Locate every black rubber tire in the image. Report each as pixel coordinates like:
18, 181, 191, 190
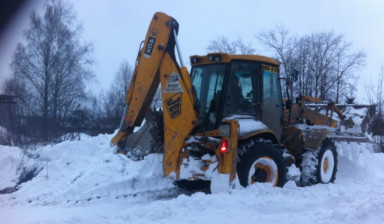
237, 140, 287, 188
300, 138, 337, 186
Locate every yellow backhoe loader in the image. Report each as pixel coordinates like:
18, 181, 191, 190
111, 12, 343, 188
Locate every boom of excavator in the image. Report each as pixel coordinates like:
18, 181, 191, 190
111, 12, 344, 188
111, 13, 197, 178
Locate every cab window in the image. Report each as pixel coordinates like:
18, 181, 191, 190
223, 61, 260, 117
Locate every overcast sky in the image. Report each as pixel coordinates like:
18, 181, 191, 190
1, 0, 383, 103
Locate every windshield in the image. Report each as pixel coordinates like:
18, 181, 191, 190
223, 61, 261, 118
191, 64, 226, 130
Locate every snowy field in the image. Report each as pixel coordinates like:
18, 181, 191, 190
0, 133, 384, 224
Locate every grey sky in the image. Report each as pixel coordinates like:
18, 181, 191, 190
1, 0, 383, 103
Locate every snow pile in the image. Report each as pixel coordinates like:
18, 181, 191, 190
0, 146, 41, 193
0, 133, 174, 207
336, 141, 384, 179
339, 107, 371, 135
0, 135, 384, 223
308, 105, 374, 137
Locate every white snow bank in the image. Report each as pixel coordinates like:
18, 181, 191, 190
0, 136, 383, 224
0, 146, 41, 192
336, 141, 384, 180
0, 146, 22, 190
0, 134, 174, 207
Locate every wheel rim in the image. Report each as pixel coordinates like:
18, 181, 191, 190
320, 150, 335, 183
248, 156, 279, 186
323, 158, 329, 173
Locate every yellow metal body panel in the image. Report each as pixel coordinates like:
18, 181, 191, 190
190, 53, 280, 66
284, 95, 341, 128
282, 126, 303, 156
216, 120, 239, 182
332, 104, 346, 120
304, 129, 329, 149
111, 12, 174, 146
124, 12, 173, 127
300, 95, 322, 103
159, 53, 197, 177
238, 129, 279, 143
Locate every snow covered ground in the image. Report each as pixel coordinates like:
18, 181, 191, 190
0, 133, 384, 224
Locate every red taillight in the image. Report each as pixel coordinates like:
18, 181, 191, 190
220, 138, 228, 153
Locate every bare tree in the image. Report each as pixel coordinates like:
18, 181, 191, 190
366, 67, 384, 109
293, 37, 312, 96
103, 60, 133, 121
366, 67, 384, 150
207, 36, 255, 54
334, 49, 366, 103
257, 25, 298, 97
258, 26, 365, 102
302, 32, 365, 101
5, 0, 93, 142
308, 32, 342, 99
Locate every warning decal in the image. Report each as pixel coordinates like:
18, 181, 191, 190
163, 72, 184, 93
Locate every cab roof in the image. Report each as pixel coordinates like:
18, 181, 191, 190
189, 53, 280, 67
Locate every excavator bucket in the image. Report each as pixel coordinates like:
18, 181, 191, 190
119, 109, 164, 160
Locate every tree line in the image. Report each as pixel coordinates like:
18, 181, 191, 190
365, 67, 384, 151
209, 26, 366, 104
2, 0, 132, 145
1, 0, 382, 148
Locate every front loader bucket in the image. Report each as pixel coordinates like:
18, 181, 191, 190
119, 109, 164, 160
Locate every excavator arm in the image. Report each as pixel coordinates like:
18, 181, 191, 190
111, 12, 198, 178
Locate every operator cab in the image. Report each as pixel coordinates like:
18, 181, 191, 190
190, 53, 283, 139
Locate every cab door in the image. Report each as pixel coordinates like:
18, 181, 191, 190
261, 65, 283, 140
222, 61, 261, 119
